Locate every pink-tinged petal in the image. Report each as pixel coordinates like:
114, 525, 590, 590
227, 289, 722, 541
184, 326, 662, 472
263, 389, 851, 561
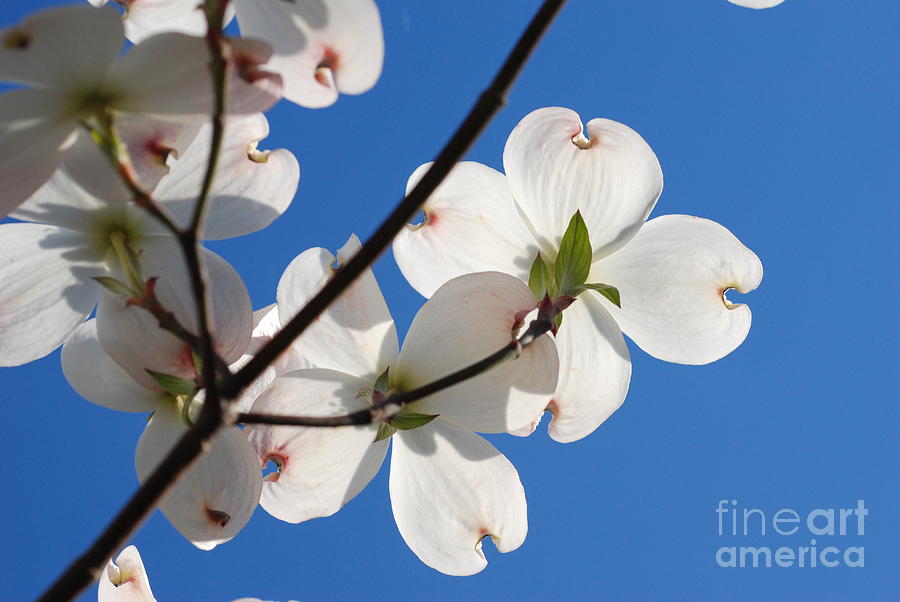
277, 234, 398, 380
120, 0, 235, 44
245, 369, 388, 523
233, 0, 383, 108
503, 107, 663, 260
61, 115, 202, 203
228, 304, 312, 413
155, 114, 298, 240
97, 237, 252, 390
0, 89, 76, 217
729, 0, 785, 7
390, 421, 528, 576
109, 33, 281, 117
135, 406, 262, 550
0, 5, 122, 88
62, 320, 162, 413
593, 214, 763, 364
395, 272, 558, 434
0, 223, 104, 366
227, 38, 284, 114
393, 161, 538, 298
98, 545, 156, 602
544, 295, 631, 443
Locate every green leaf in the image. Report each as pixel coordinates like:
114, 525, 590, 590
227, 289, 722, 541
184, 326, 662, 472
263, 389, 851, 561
528, 252, 555, 300
373, 422, 397, 442
93, 276, 136, 298
390, 410, 439, 431
191, 351, 204, 375
374, 366, 390, 395
145, 369, 197, 397
582, 282, 621, 308
555, 210, 592, 297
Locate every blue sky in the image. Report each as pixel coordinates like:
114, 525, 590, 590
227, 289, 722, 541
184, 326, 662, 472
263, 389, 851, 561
1, 1, 897, 600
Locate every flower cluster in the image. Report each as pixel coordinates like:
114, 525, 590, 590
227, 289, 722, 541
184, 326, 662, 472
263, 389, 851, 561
0, 0, 771, 599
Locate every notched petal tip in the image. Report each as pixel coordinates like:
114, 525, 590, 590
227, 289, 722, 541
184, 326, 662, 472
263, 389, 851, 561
247, 140, 270, 163
205, 507, 231, 528
314, 46, 340, 89
719, 285, 740, 310
571, 131, 592, 150
2, 28, 30, 49
405, 208, 435, 231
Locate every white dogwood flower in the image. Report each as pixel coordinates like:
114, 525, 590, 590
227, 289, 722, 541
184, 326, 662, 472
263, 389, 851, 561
729, 0, 785, 8
98, 545, 156, 602
245, 235, 559, 575
63, 316, 267, 550
233, 0, 383, 108
0, 4, 282, 216
393, 107, 763, 443
0, 113, 297, 367
86, 0, 236, 43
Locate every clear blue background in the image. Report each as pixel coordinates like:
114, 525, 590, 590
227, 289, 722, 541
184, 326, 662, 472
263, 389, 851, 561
1, 1, 897, 600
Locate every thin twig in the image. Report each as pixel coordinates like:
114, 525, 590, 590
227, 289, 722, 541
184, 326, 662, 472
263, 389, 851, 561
238, 317, 554, 428
224, 0, 568, 400
87, 115, 181, 236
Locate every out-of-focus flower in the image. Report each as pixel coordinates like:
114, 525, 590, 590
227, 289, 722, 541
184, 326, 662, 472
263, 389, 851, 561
245, 235, 559, 575
0, 113, 297, 367
86, 0, 236, 43
393, 107, 763, 442
98, 545, 156, 601
233, 0, 383, 108
0, 4, 282, 215
729, 0, 786, 8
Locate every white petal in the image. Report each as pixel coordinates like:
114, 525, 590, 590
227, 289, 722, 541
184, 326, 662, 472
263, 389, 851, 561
593, 214, 763, 364
97, 237, 252, 390
135, 406, 262, 550
56, 129, 131, 203
12, 168, 119, 230
395, 272, 558, 434
0, 5, 122, 88
0, 223, 104, 366
121, 0, 235, 44
729, 0, 785, 8
155, 114, 298, 240
393, 161, 539, 298
545, 294, 632, 443
276, 234, 398, 380
390, 421, 527, 576
98, 545, 156, 602
233, 0, 383, 108
107, 33, 214, 116
61, 115, 203, 203
227, 38, 285, 115
62, 320, 162, 413
228, 304, 312, 413
503, 107, 663, 260
0, 89, 76, 217
245, 369, 388, 523
111, 33, 281, 116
